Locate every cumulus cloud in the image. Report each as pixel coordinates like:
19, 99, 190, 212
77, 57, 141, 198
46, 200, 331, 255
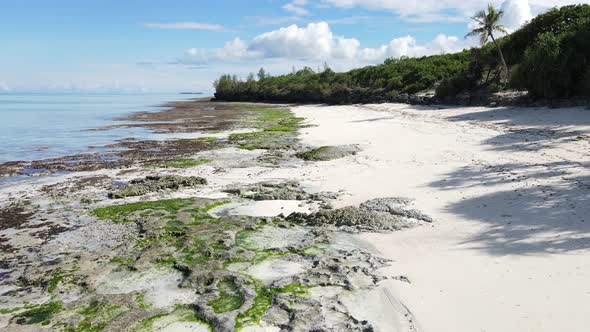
216, 38, 258, 60
499, 0, 534, 31
143, 22, 225, 31
178, 0, 589, 71
184, 22, 469, 67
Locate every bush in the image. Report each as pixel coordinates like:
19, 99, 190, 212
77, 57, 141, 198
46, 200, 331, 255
511, 19, 590, 98
436, 75, 470, 97
518, 33, 565, 98
215, 5, 590, 103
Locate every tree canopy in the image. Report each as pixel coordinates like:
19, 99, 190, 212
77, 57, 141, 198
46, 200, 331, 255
214, 5, 590, 102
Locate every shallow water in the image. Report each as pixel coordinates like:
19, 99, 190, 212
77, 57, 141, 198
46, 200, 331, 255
0, 92, 191, 162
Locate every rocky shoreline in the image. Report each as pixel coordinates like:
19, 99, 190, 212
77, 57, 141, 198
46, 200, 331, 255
214, 91, 590, 109
0, 100, 430, 331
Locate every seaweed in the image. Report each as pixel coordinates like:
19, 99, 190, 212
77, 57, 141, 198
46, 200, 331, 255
14, 301, 63, 325
229, 108, 303, 150
92, 198, 195, 223
154, 158, 211, 168
208, 279, 244, 313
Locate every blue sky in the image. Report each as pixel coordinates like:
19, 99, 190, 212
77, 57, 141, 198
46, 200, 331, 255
0, 0, 585, 93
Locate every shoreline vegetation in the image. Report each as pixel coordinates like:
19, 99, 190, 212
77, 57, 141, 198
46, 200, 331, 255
213, 5, 590, 108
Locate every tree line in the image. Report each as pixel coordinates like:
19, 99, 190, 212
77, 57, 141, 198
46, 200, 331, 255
214, 4, 590, 103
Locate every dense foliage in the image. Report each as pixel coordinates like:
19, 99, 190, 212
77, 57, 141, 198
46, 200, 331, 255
215, 53, 471, 104
214, 5, 590, 103
510, 15, 590, 97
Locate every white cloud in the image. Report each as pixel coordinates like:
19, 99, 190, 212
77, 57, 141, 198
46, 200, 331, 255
199, 22, 469, 67
283, 0, 310, 15
143, 22, 225, 31
217, 38, 257, 60
322, 0, 590, 21
0, 81, 9, 92
499, 0, 534, 31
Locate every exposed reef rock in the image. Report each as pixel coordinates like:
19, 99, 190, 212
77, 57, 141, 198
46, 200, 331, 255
296, 145, 361, 161
360, 197, 434, 223
223, 181, 340, 209
288, 197, 433, 232
108, 175, 207, 199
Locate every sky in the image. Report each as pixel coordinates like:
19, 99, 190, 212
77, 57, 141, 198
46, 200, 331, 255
0, 0, 587, 93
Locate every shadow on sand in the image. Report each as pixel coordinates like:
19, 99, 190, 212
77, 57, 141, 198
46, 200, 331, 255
430, 106, 590, 255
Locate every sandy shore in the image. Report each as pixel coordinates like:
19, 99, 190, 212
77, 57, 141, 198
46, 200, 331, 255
291, 103, 590, 332
1, 100, 589, 331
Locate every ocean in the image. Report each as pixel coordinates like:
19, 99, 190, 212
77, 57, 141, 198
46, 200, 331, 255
0, 92, 192, 163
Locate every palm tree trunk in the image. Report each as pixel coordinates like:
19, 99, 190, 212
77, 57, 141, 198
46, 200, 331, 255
490, 33, 509, 82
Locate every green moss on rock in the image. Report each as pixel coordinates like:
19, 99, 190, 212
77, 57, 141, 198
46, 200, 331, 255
208, 279, 244, 313
14, 301, 62, 325
93, 198, 195, 223
108, 175, 207, 199
296, 145, 361, 161
154, 158, 212, 169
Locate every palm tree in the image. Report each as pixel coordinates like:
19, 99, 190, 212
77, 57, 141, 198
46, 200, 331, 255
466, 4, 509, 79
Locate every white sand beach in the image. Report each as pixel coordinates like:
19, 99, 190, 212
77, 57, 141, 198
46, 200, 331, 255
2, 102, 589, 331
289, 103, 590, 332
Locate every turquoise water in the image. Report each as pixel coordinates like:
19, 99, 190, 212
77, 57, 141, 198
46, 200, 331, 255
0, 93, 192, 163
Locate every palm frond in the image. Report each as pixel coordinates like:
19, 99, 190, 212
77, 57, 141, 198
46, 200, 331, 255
468, 3, 507, 45
480, 31, 490, 45
473, 10, 487, 20
471, 16, 485, 26
494, 25, 508, 35
465, 28, 484, 39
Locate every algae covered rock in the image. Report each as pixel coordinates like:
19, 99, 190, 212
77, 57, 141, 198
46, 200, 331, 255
360, 197, 433, 223
287, 197, 433, 232
296, 145, 361, 161
108, 175, 207, 199
224, 181, 339, 203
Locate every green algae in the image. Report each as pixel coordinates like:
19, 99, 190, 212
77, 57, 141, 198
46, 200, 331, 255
155, 158, 212, 168
47, 269, 64, 293
46, 268, 75, 293
66, 301, 124, 332
0, 303, 36, 315
110, 256, 137, 270
188, 201, 231, 223
235, 282, 312, 330
132, 306, 211, 332
296, 145, 360, 161
302, 245, 325, 256
91, 197, 313, 330
296, 146, 333, 161
13, 301, 63, 325
92, 198, 195, 223
235, 285, 271, 330
229, 108, 303, 150
135, 293, 150, 309
208, 279, 244, 313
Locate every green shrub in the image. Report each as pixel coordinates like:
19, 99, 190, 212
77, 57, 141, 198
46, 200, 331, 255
436, 74, 472, 97
214, 5, 590, 102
